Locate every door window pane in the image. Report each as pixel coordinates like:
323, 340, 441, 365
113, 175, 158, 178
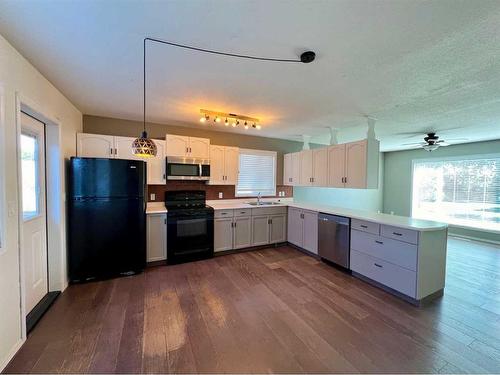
21, 133, 39, 219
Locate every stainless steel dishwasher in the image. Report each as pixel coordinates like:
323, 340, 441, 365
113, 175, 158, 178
318, 213, 351, 269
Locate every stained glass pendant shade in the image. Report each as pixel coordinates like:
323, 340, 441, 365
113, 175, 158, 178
132, 131, 157, 158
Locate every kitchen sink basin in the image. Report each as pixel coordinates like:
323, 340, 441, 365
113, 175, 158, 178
247, 201, 282, 206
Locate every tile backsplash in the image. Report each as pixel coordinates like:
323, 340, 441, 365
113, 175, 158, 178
147, 181, 292, 202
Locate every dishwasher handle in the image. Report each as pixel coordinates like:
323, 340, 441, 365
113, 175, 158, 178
318, 213, 350, 226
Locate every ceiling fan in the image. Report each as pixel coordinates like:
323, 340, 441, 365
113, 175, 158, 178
401, 132, 468, 152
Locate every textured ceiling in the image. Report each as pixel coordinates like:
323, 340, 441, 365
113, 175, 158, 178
1, 0, 499, 151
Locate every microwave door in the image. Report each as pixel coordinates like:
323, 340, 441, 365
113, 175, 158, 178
167, 162, 200, 180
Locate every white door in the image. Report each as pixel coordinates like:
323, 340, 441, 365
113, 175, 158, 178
114, 136, 142, 160
283, 153, 292, 186
287, 208, 303, 247
302, 210, 318, 254
77, 133, 114, 158
300, 150, 314, 186
146, 214, 167, 262
291, 152, 301, 186
345, 140, 367, 188
224, 147, 239, 185
209, 145, 225, 184
328, 144, 346, 188
312, 148, 328, 187
214, 218, 233, 252
147, 140, 166, 185
165, 134, 189, 157
20, 112, 48, 314
188, 137, 210, 159
233, 216, 252, 249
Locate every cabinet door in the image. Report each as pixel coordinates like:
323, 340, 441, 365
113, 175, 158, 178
300, 150, 314, 186
147, 140, 166, 185
327, 144, 346, 188
224, 147, 239, 185
302, 210, 318, 254
165, 134, 189, 157
345, 140, 367, 188
312, 148, 328, 187
291, 152, 301, 186
214, 218, 233, 252
77, 133, 114, 158
189, 137, 210, 159
269, 214, 287, 244
147, 214, 167, 262
251, 215, 270, 246
283, 153, 293, 186
115, 136, 142, 160
287, 208, 303, 247
233, 216, 252, 249
209, 145, 225, 185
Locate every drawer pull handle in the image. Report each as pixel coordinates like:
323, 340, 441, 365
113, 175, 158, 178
375, 240, 384, 245
374, 263, 383, 268
221, 213, 227, 215
240, 211, 246, 214
360, 225, 368, 228
393, 232, 403, 236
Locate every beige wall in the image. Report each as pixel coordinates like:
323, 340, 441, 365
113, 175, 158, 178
83, 115, 319, 184
0, 34, 82, 370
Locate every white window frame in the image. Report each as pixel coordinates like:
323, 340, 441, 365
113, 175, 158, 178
411, 153, 500, 234
236, 148, 277, 197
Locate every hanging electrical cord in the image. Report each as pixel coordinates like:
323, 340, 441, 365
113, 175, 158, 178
134, 37, 316, 157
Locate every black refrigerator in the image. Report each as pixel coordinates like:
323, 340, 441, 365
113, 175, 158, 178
68, 157, 146, 282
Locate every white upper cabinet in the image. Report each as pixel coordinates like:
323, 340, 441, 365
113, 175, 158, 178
165, 134, 190, 157
114, 136, 142, 160
77, 133, 114, 158
327, 144, 346, 188
312, 148, 328, 187
189, 136, 210, 159
147, 140, 166, 185
291, 152, 301, 186
300, 150, 314, 186
209, 145, 239, 185
283, 153, 293, 185
165, 134, 210, 159
345, 139, 379, 189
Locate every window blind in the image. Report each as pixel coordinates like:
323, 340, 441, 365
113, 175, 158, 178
236, 149, 276, 197
412, 156, 500, 231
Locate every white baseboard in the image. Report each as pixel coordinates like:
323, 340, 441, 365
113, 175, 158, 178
0, 338, 24, 372
449, 233, 500, 247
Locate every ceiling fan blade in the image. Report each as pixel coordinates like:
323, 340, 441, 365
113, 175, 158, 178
439, 142, 450, 146
401, 142, 423, 146
445, 138, 468, 142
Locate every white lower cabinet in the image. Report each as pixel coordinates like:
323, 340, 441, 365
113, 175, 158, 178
214, 207, 287, 252
287, 207, 318, 254
147, 214, 167, 262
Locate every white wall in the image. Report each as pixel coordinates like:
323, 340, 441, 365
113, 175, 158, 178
0, 33, 82, 370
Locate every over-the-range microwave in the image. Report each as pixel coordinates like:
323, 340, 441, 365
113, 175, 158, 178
166, 156, 210, 181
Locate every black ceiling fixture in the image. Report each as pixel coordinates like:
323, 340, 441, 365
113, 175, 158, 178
134, 37, 317, 156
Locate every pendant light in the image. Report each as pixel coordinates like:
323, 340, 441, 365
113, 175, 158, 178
132, 39, 158, 158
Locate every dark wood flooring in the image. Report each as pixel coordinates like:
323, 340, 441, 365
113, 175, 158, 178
4, 237, 500, 373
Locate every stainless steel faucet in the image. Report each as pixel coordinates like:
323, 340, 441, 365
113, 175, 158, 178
257, 192, 261, 205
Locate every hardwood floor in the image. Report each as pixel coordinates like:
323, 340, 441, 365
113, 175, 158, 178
4, 237, 500, 373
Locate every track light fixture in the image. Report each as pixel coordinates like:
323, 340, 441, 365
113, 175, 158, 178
199, 109, 261, 130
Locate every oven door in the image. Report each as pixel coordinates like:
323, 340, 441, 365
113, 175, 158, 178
167, 211, 214, 263
166, 162, 201, 180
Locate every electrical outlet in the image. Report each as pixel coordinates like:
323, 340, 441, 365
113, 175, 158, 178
218, 192, 223, 199
150, 193, 156, 201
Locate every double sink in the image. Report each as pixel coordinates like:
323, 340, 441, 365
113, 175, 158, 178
246, 201, 282, 206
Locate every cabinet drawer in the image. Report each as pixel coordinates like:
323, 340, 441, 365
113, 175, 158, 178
351, 219, 380, 235
351, 230, 417, 271
234, 209, 251, 217
214, 209, 234, 218
251, 206, 287, 216
381, 225, 418, 245
350, 250, 416, 298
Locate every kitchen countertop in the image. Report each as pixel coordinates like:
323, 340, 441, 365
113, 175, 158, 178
146, 199, 447, 231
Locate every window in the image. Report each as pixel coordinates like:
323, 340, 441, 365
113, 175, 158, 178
21, 133, 40, 220
236, 149, 276, 197
412, 156, 500, 232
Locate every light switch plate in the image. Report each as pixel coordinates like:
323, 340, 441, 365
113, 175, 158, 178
150, 193, 156, 201
218, 192, 223, 199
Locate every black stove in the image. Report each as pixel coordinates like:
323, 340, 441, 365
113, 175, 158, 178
165, 190, 214, 264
